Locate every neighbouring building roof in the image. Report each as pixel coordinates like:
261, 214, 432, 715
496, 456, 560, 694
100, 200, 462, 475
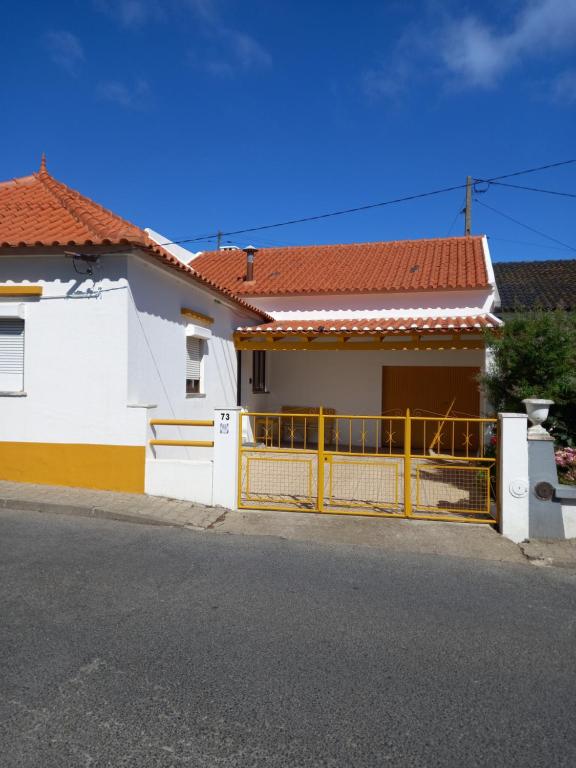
193, 236, 490, 296
0, 158, 269, 320
493, 259, 576, 312
235, 313, 502, 336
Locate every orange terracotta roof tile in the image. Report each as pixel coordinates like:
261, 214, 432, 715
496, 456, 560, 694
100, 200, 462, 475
0, 167, 146, 248
0, 162, 269, 320
236, 314, 502, 335
193, 237, 490, 296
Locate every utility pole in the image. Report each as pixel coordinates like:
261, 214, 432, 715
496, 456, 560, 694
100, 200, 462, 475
216, 230, 222, 250
464, 176, 472, 236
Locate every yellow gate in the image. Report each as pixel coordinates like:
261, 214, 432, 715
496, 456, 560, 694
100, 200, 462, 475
238, 410, 498, 524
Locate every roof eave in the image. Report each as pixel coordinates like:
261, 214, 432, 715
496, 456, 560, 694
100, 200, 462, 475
232, 283, 492, 299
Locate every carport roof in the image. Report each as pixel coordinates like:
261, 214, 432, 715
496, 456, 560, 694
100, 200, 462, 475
235, 314, 502, 336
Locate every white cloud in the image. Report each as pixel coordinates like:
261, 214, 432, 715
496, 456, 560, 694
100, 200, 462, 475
365, 0, 576, 97
196, 27, 272, 76
182, 0, 219, 22
45, 30, 84, 75
96, 78, 150, 108
222, 29, 272, 70
95, 0, 271, 74
94, 0, 163, 29
440, 0, 576, 87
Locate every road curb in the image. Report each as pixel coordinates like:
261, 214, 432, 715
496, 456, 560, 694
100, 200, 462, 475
0, 496, 179, 528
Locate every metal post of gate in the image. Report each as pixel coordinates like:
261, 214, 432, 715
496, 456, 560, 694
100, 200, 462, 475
317, 407, 325, 512
404, 409, 412, 517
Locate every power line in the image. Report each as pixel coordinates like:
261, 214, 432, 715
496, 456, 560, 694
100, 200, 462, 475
479, 157, 576, 182
474, 198, 576, 253
156, 158, 576, 247
475, 180, 576, 199
154, 158, 576, 248
164, 182, 469, 246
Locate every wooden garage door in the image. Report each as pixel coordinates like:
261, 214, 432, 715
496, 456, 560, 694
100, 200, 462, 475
382, 366, 481, 448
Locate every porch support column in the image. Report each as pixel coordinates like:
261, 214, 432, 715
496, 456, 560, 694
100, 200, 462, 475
212, 407, 242, 511
498, 412, 529, 543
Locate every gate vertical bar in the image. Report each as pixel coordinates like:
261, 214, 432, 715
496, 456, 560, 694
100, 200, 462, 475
404, 409, 412, 517
317, 407, 325, 512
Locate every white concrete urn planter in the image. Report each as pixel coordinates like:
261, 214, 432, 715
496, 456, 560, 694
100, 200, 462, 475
522, 398, 554, 439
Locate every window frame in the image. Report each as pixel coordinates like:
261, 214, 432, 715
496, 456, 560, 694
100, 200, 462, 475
0, 316, 25, 395
252, 349, 268, 394
186, 335, 205, 397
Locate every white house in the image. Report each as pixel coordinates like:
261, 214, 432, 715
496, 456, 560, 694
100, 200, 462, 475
0, 159, 268, 498
3, 161, 570, 539
193, 236, 502, 422
0, 158, 505, 525
190, 238, 503, 523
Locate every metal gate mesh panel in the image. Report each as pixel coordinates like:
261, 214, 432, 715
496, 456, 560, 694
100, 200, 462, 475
411, 458, 494, 520
325, 456, 403, 514
240, 450, 318, 510
238, 412, 497, 524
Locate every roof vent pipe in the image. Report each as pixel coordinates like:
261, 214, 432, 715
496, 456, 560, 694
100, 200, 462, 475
243, 245, 258, 281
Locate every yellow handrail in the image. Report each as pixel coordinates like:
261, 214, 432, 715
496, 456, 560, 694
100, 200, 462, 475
149, 439, 214, 447
411, 416, 497, 423
150, 419, 214, 427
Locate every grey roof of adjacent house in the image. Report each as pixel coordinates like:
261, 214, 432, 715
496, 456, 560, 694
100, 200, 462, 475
493, 259, 576, 312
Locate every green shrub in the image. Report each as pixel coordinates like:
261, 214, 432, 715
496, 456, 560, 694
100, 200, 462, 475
482, 309, 576, 446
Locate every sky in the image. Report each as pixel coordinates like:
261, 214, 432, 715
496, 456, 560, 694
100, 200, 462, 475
1, 0, 576, 262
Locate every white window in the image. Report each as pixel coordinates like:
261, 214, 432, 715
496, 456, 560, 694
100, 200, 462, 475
186, 336, 204, 395
0, 318, 24, 392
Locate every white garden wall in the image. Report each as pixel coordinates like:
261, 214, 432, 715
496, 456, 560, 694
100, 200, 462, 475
145, 458, 214, 505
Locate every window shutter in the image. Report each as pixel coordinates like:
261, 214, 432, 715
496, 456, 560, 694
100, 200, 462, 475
186, 336, 202, 379
0, 319, 24, 382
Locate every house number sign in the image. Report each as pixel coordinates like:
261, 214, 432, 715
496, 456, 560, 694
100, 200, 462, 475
219, 412, 230, 434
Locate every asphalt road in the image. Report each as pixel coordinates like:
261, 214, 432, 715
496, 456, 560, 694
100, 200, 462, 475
1, 509, 575, 768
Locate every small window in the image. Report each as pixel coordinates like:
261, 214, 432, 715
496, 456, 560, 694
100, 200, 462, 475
186, 336, 203, 395
0, 319, 24, 392
252, 350, 267, 393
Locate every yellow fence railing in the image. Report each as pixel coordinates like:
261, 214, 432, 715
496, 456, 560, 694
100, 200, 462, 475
149, 419, 214, 448
238, 410, 498, 525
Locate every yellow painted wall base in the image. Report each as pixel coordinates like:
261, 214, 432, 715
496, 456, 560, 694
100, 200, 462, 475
0, 442, 146, 494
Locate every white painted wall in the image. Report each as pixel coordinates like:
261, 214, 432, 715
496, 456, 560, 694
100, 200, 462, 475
247, 289, 495, 321
145, 458, 214, 505
0, 251, 261, 505
126, 254, 255, 461
498, 413, 530, 543
241, 348, 486, 416
0, 254, 147, 447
